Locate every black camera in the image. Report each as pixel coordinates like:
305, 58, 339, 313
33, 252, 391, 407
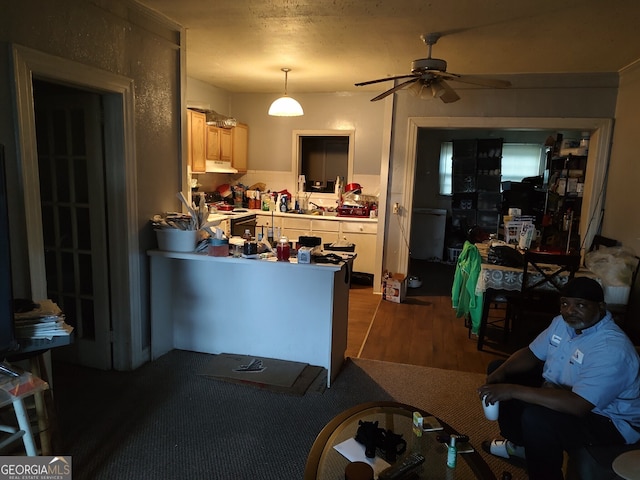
355, 420, 407, 462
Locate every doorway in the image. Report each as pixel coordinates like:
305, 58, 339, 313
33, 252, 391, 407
395, 117, 613, 276
12, 45, 145, 370
33, 80, 112, 369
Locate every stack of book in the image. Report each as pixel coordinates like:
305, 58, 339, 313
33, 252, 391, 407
13, 299, 73, 340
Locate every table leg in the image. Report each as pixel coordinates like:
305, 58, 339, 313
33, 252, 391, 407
12, 397, 37, 456
477, 290, 492, 351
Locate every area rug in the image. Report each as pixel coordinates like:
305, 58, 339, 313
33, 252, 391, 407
198, 352, 317, 392
52, 351, 527, 480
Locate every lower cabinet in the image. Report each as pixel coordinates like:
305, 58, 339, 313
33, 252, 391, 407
255, 213, 377, 275
339, 221, 377, 275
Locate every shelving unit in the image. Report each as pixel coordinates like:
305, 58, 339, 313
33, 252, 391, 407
541, 153, 587, 251
451, 138, 503, 233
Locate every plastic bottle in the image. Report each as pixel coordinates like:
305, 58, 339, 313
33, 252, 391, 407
279, 195, 288, 212
447, 435, 457, 468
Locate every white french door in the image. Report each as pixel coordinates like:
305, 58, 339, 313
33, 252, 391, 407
34, 86, 112, 369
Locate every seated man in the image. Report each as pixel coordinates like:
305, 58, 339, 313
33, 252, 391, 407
477, 277, 640, 480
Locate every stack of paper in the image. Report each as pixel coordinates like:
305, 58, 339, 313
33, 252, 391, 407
14, 299, 74, 339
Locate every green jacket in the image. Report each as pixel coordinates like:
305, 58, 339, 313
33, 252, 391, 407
451, 241, 483, 334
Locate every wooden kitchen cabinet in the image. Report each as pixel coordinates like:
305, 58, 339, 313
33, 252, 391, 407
187, 110, 206, 173
206, 125, 232, 162
232, 123, 248, 173
282, 216, 311, 243
340, 221, 377, 274
310, 218, 341, 246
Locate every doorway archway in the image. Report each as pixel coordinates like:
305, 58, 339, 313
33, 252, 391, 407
397, 117, 613, 274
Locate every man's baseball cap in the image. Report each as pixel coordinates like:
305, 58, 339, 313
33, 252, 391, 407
561, 277, 604, 302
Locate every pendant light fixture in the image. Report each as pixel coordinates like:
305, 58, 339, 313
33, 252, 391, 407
268, 68, 304, 117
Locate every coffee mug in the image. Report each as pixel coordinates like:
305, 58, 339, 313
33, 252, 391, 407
482, 395, 499, 421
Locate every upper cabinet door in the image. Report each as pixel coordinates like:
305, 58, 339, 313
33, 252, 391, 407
219, 128, 232, 162
206, 125, 221, 161
188, 110, 206, 173
232, 123, 248, 173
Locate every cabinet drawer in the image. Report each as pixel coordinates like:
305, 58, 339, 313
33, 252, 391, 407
282, 217, 311, 231
340, 222, 377, 234
311, 219, 340, 232
256, 214, 281, 228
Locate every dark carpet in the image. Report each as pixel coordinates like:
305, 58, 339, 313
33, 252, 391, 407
51, 352, 526, 480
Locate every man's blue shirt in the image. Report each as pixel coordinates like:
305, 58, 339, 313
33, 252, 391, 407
530, 312, 640, 443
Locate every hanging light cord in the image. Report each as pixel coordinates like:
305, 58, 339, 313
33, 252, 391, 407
282, 68, 290, 95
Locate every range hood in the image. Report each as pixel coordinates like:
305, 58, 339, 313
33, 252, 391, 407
189, 108, 237, 128
206, 160, 238, 174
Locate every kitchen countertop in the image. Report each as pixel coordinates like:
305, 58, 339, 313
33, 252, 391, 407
148, 249, 355, 271
207, 208, 378, 224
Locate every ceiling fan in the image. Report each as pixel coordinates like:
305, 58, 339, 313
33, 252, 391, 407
355, 33, 511, 103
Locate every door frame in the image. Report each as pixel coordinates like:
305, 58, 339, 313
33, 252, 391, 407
398, 116, 613, 273
11, 44, 146, 370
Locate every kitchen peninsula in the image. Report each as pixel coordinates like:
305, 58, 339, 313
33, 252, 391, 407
148, 250, 351, 387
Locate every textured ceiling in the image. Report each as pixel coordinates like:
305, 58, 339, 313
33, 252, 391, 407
135, 0, 640, 94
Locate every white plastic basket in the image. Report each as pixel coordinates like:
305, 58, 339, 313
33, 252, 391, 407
448, 247, 462, 263
155, 229, 198, 252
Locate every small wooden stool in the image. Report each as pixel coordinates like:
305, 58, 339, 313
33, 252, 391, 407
0, 371, 49, 456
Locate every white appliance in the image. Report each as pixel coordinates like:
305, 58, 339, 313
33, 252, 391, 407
410, 208, 447, 261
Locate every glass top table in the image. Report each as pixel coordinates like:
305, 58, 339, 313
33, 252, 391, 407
304, 401, 496, 480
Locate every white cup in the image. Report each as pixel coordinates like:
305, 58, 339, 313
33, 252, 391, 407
482, 395, 500, 421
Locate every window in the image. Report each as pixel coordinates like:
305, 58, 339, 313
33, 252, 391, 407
294, 130, 354, 194
439, 142, 545, 195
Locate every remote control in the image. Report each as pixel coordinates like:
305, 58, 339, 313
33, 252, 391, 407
378, 452, 425, 480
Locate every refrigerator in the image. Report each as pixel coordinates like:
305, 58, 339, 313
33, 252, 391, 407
410, 208, 447, 261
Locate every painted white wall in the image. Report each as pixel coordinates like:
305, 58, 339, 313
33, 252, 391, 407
602, 61, 640, 333
186, 77, 231, 114
604, 63, 640, 253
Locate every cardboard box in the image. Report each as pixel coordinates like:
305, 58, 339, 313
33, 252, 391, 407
382, 274, 407, 303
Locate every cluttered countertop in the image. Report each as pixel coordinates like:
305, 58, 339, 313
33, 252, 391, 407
206, 209, 378, 224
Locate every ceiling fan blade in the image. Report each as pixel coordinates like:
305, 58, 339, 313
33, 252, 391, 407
433, 71, 512, 88
436, 80, 460, 103
355, 74, 418, 87
370, 78, 420, 101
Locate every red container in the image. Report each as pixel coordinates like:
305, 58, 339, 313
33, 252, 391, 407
337, 205, 370, 217
276, 237, 290, 261
344, 183, 362, 194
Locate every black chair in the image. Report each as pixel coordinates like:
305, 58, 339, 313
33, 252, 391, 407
508, 250, 582, 343
476, 288, 513, 350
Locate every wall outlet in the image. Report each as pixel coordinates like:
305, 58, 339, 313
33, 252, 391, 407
393, 203, 400, 215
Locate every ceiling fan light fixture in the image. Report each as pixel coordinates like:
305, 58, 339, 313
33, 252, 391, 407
431, 82, 445, 98
269, 68, 304, 117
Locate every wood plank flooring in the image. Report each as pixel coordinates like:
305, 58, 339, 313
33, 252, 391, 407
346, 284, 512, 375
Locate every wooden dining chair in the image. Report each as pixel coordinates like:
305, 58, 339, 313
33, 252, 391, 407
508, 250, 582, 343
